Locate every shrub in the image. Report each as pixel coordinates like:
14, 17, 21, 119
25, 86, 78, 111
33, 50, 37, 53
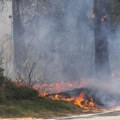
0, 66, 39, 101
13, 87, 39, 100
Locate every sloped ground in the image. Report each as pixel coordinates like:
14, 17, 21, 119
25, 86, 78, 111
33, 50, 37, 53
0, 98, 82, 119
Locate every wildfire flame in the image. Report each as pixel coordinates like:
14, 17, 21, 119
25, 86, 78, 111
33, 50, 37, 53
74, 93, 95, 109
33, 80, 101, 111
14, 78, 119, 111
48, 92, 96, 110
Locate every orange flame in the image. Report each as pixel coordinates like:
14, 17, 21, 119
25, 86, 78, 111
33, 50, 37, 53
47, 92, 96, 110
74, 93, 95, 109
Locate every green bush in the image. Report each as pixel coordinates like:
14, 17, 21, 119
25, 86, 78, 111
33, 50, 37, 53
13, 87, 39, 100
0, 66, 39, 101
5, 85, 39, 100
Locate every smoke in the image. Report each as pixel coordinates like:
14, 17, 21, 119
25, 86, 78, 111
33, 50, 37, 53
23, 1, 120, 109
14, 0, 120, 93
21, 0, 94, 83
108, 26, 120, 92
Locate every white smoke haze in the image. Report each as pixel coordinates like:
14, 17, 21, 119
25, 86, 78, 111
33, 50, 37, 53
108, 26, 120, 93
22, 0, 94, 83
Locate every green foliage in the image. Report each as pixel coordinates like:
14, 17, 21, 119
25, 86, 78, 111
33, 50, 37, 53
13, 87, 38, 100
0, 66, 39, 102
0, 98, 81, 118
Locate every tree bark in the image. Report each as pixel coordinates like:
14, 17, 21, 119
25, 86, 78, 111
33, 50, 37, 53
94, 0, 111, 80
12, 0, 26, 74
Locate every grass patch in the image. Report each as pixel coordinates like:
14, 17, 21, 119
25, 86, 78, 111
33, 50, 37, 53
0, 98, 82, 118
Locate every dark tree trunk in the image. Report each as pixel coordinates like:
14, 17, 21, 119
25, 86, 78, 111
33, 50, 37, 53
12, 0, 26, 74
94, 0, 111, 80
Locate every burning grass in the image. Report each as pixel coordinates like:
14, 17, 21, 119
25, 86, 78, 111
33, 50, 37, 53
44, 88, 103, 112
40, 87, 120, 112
48, 92, 97, 111
33, 81, 104, 111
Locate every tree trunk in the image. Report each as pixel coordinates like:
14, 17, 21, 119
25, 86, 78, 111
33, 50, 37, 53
12, 0, 26, 75
94, 0, 111, 80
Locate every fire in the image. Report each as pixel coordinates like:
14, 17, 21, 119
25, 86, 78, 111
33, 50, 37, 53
74, 93, 95, 109
54, 94, 61, 100
47, 92, 97, 111
50, 94, 74, 102
33, 79, 100, 111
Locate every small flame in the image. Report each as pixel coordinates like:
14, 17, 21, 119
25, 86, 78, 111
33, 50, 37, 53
74, 93, 86, 108
74, 93, 95, 109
